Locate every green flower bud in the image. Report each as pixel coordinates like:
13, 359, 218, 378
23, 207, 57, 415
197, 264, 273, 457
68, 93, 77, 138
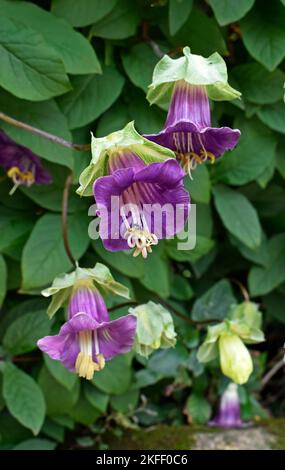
219, 333, 253, 385
130, 301, 176, 358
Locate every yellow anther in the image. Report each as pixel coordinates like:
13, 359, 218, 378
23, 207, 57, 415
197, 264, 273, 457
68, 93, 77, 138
200, 150, 216, 164
23, 170, 35, 185
96, 353, 105, 370
75, 351, 99, 380
7, 166, 22, 179
124, 226, 158, 259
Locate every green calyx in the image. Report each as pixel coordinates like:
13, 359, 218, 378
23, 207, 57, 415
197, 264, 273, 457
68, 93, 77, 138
76, 121, 175, 197
42, 262, 130, 318
146, 46, 241, 106
130, 301, 177, 358
197, 301, 265, 364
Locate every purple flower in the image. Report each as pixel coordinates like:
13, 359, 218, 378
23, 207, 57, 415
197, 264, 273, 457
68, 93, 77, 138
144, 81, 240, 176
38, 286, 137, 380
0, 130, 52, 194
209, 383, 245, 429
94, 153, 190, 258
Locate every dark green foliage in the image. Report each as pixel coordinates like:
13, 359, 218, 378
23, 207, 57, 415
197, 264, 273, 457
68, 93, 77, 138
0, 0, 284, 449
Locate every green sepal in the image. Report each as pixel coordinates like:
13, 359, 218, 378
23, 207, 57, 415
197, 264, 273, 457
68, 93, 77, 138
130, 301, 177, 358
42, 262, 130, 318
197, 322, 227, 363
76, 121, 175, 196
147, 46, 241, 106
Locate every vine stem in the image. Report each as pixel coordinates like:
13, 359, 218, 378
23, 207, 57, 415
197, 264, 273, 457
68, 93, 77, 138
0, 111, 91, 152
62, 173, 76, 266
229, 278, 250, 302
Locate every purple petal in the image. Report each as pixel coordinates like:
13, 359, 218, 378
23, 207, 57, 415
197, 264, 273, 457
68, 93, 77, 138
165, 82, 211, 129
0, 130, 52, 185
145, 123, 240, 158
68, 287, 109, 323
60, 333, 80, 372
97, 314, 137, 360
94, 159, 190, 251
37, 334, 67, 360
60, 312, 99, 336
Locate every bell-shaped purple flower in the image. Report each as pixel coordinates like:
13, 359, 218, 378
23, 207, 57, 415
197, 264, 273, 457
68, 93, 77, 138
38, 285, 137, 380
0, 130, 52, 194
209, 383, 245, 429
144, 81, 240, 177
94, 153, 190, 258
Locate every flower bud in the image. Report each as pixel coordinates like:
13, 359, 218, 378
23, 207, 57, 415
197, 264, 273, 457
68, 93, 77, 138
130, 301, 176, 357
219, 333, 253, 385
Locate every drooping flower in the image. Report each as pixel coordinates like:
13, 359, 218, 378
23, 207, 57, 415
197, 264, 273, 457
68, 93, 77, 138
145, 47, 241, 176
76, 121, 176, 197
94, 153, 190, 258
130, 301, 177, 357
145, 82, 240, 176
38, 282, 136, 380
219, 333, 253, 385
209, 383, 245, 429
197, 300, 264, 385
0, 130, 52, 194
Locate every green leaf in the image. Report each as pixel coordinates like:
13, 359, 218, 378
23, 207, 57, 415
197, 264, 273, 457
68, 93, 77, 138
168, 8, 227, 57
52, 0, 117, 27
22, 212, 89, 290
0, 16, 70, 101
148, 343, 188, 377
3, 311, 51, 355
58, 66, 125, 130
96, 100, 130, 137
213, 185, 262, 249
92, 355, 132, 395
122, 43, 159, 93
110, 388, 139, 413
166, 236, 215, 263
14, 438, 56, 450
44, 355, 78, 391
91, 0, 140, 40
185, 165, 211, 203
186, 393, 211, 424
0, 89, 73, 169
209, 0, 255, 25
84, 384, 109, 413
249, 233, 285, 296
140, 249, 170, 298
170, 274, 194, 301
257, 101, 285, 134
232, 234, 269, 267
69, 393, 101, 426
0, 0, 101, 74
38, 366, 80, 416
240, 1, 285, 70
192, 279, 236, 321
169, 0, 193, 36
0, 254, 7, 307
264, 292, 285, 323
3, 363, 46, 435
93, 240, 145, 279
127, 89, 166, 135
231, 63, 285, 105
213, 117, 276, 186
0, 208, 35, 255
